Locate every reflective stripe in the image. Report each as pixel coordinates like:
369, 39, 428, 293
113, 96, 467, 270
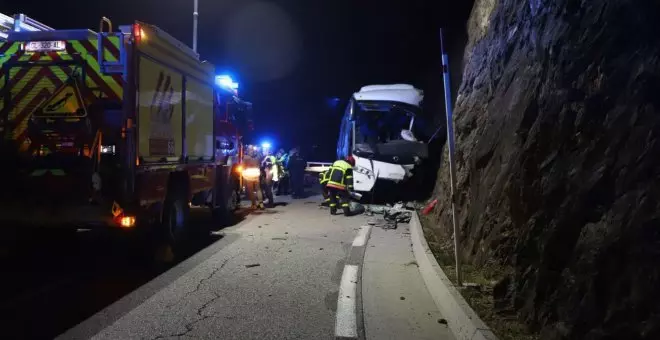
30, 169, 66, 176
0, 38, 124, 145
332, 160, 352, 171
320, 170, 329, 184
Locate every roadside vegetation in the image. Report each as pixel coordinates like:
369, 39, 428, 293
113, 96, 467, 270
419, 215, 539, 340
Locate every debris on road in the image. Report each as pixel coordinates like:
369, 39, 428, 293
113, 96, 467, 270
349, 201, 366, 215
245, 264, 261, 268
364, 202, 415, 229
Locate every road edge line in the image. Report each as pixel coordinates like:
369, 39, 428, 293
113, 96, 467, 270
335, 264, 359, 338
351, 226, 369, 247
336, 225, 371, 340
409, 212, 499, 340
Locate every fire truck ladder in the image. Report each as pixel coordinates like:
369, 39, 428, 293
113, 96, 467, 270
96, 17, 125, 75
0, 12, 54, 41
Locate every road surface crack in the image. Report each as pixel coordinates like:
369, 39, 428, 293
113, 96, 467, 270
151, 289, 224, 339
155, 253, 239, 338
186, 254, 238, 298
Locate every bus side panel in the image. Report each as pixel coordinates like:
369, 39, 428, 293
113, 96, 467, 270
185, 77, 214, 161
137, 56, 183, 162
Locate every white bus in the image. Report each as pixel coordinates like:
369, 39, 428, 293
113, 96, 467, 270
336, 84, 429, 193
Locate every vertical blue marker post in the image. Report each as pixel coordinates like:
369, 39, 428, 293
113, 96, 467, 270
440, 28, 462, 286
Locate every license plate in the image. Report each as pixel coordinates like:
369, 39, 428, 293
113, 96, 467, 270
25, 40, 66, 52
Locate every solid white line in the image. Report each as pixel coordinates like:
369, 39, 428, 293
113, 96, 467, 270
352, 225, 371, 247
335, 264, 359, 338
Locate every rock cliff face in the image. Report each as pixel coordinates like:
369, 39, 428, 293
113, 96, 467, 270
429, 0, 660, 339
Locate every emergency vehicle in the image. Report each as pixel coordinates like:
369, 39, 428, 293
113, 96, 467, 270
0, 16, 252, 245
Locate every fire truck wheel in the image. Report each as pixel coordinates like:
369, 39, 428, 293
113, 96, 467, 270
163, 196, 190, 246
212, 186, 237, 222
227, 189, 239, 212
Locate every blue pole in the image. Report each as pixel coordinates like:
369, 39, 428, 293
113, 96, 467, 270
440, 28, 462, 286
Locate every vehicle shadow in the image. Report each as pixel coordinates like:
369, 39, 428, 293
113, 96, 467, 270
0, 207, 243, 340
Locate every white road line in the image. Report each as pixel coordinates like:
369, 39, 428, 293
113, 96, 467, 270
335, 264, 359, 338
352, 225, 371, 247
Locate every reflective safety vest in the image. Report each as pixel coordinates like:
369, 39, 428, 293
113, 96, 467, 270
326, 160, 354, 191
263, 155, 279, 180
319, 170, 329, 185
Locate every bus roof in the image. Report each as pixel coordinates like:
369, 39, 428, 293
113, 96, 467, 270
353, 84, 423, 107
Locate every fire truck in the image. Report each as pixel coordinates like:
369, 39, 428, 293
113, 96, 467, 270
0, 16, 253, 245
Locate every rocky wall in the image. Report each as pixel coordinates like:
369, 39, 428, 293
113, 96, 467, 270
429, 0, 660, 338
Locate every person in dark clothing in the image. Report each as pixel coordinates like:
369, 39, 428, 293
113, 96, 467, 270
275, 149, 289, 195
288, 147, 307, 198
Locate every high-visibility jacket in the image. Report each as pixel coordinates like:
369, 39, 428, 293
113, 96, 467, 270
326, 160, 354, 191
263, 155, 279, 181
319, 170, 329, 185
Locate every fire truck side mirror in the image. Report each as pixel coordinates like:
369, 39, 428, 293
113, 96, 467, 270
216, 140, 234, 150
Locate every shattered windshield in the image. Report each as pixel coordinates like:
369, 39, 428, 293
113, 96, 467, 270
354, 101, 420, 144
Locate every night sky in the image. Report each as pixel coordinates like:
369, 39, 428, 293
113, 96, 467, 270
1, 0, 473, 159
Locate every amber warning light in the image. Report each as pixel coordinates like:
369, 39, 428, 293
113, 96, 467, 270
132, 24, 146, 43
241, 167, 261, 181
120, 216, 136, 228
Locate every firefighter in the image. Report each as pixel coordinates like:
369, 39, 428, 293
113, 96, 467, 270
319, 169, 332, 206
326, 156, 356, 216
243, 146, 264, 209
276, 149, 289, 195
261, 152, 276, 207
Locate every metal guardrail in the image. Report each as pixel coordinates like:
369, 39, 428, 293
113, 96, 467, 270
305, 161, 332, 173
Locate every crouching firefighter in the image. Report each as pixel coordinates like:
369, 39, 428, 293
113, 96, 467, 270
325, 156, 356, 216
319, 170, 331, 207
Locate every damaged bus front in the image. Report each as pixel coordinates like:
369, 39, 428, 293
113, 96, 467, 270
337, 84, 428, 193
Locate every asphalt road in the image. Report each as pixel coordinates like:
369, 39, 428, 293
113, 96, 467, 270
1, 192, 453, 340
60, 195, 370, 340
0, 203, 247, 340
0, 192, 372, 340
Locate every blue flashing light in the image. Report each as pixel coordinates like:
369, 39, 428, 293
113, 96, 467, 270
261, 142, 271, 150
215, 75, 239, 91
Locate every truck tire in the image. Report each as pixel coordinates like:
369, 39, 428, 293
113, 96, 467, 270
163, 194, 190, 247
212, 182, 238, 224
